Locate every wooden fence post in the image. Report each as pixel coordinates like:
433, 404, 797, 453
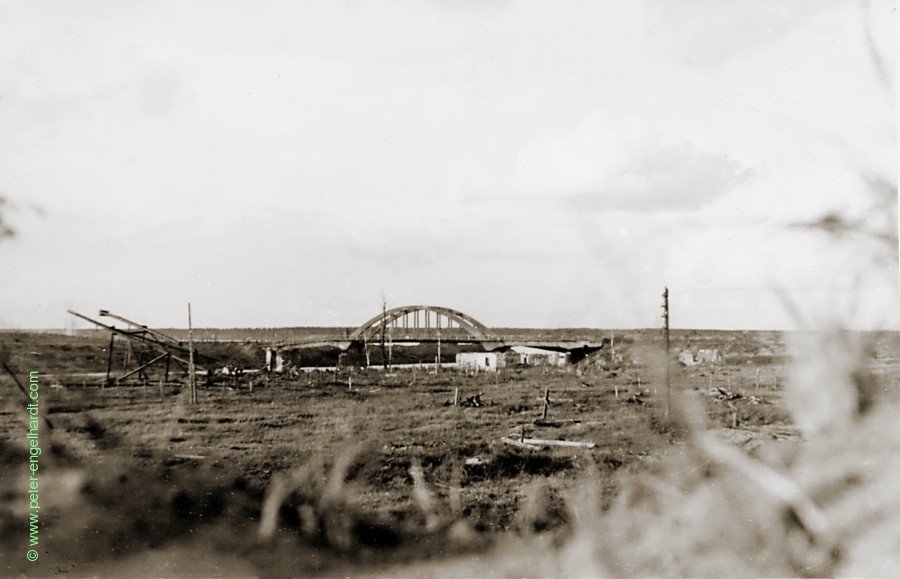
188, 303, 197, 405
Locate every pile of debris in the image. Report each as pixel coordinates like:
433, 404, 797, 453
460, 393, 484, 408
709, 386, 742, 402
624, 391, 646, 405
443, 389, 488, 407
706, 387, 766, 405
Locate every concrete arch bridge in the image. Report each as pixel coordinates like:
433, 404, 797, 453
270, 304, 604, 359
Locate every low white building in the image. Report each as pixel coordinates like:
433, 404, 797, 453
697, 348, 720, 363
679, 348, 720, 366
456, 352, 501, 372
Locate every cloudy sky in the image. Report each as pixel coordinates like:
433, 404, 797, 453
0, 0, 896, 330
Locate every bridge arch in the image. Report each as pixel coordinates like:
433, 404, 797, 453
348, 305, 490, 342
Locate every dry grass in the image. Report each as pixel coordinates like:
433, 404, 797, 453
1, 329, 897, 576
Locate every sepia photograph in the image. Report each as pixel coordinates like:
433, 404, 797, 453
1, 0, 897, 576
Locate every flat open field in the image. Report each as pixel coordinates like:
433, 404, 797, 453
2, 329, 898, 576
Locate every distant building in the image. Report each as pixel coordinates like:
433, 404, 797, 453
456, 352, 501, 372
679, 348, 719, 366
507, 346, 568, 367
696, 348, 720, 363
678, 350, 698, 366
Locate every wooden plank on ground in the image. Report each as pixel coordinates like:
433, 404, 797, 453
523, 437, 596, 449
500, 436, 540, 450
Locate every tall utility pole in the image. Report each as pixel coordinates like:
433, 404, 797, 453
387, 323, 393, 370
662, 287, 670, 421
105, 329, 116, 386
381, 298, 388, 370
188, 302, 197, 405
436, 313, 442, 375
363, 333, 371, 368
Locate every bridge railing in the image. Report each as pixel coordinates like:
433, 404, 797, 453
357, 328, 496, 342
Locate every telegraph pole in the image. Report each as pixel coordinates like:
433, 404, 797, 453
662, 287, 670, 421
363, 333, 370, 368
188, 302, 197, 405
436, 313, 442, 375
387, 323, 393, 370
381, 298, 388, 370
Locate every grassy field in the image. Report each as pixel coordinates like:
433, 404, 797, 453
1, 328, 897, 576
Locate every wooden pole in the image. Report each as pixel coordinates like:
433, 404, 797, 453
188, 302, 196, 405
381, 298, 388, 370
388, 324, 393, 371
364, 334, 370, 368
117, 353, 168, 382
1, 362, 53, 430
1, 361, 30, 404
123, 340, 132, 374
542, 388, 550, 420
105, 330, 115, 387
436, 321, 441, 375
662, 287, 670, 421
135, 348, 147, 385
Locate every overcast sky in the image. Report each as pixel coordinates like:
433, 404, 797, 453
1, 0, 896, 330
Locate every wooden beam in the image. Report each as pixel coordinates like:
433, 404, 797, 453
500, 436, 540, 450
117, 353, 169, 382
1, 362, 53, 430
105, 330, 115, 385
98, 310, 182, 345
67, 310, 197, 367
521, 437, 596, 449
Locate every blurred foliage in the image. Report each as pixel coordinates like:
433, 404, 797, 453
0, 197, 14, 239
798, 172, 898, 265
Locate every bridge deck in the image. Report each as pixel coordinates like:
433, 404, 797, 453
273, 336, 605, 352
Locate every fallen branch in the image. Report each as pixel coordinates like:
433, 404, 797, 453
533, 418, 582, 427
